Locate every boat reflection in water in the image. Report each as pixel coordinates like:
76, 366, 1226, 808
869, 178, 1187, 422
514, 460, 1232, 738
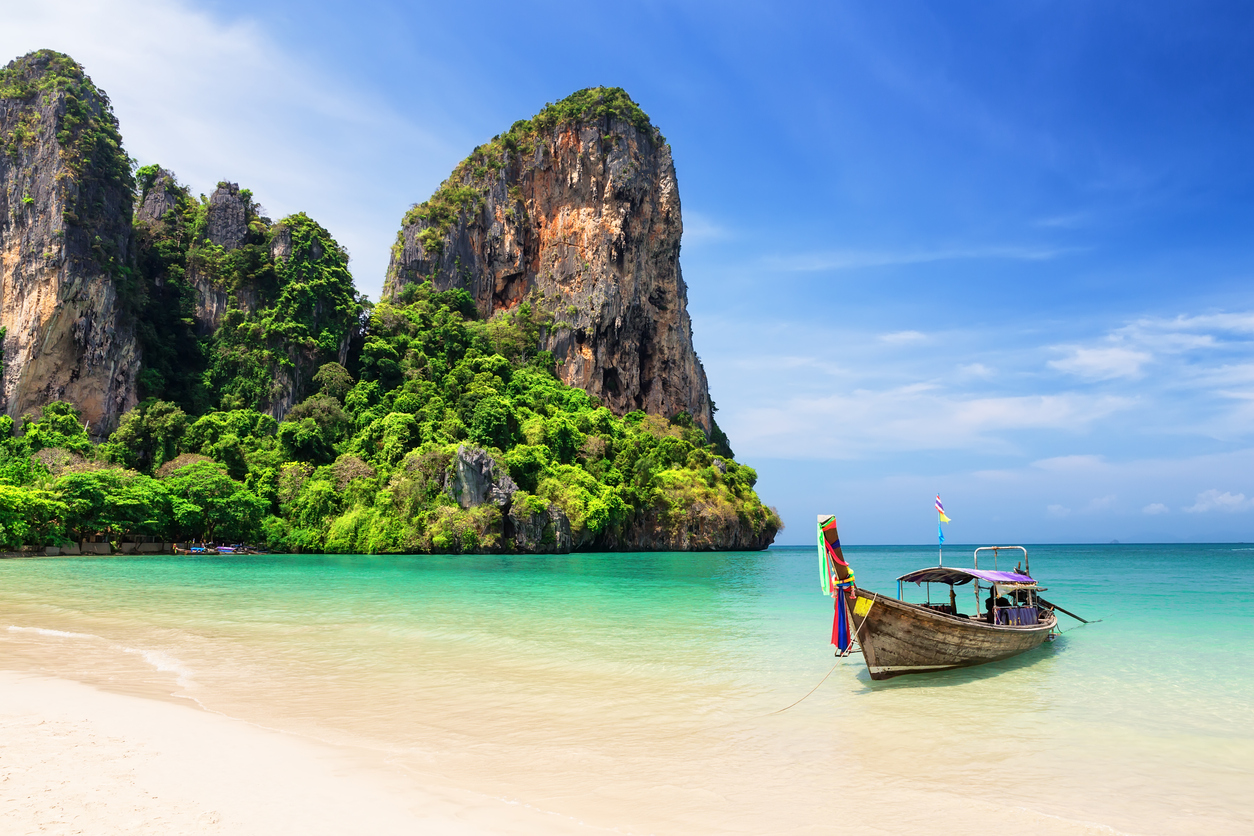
818, 516, 1058, 680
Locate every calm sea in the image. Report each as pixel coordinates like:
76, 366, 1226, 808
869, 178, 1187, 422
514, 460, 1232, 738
2, 544, 1251, 834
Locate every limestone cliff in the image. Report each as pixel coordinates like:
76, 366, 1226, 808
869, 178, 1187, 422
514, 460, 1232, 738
384, 88, 713, 434
0, 51, 138, 434
131, 166, 360, 419
186, 182, 259, 335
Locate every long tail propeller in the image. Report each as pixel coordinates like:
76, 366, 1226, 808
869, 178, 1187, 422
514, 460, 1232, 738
1038, 596, 1101, 624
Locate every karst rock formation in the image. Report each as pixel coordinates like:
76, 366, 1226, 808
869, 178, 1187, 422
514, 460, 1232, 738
0, 55, 773, 551
0, 51, 139, 435
383, 89, 714, 434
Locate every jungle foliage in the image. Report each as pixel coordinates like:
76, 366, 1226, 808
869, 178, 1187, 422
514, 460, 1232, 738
130, 169, 362, 414
0, 284, 777, 552
1, 50, 134, 279
0, 70, 776, 553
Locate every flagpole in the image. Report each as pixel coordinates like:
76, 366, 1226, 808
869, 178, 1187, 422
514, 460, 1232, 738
938, 509, 943, 567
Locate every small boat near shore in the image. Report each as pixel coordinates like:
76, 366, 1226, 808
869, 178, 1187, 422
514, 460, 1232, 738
818, 515, 1059, 680
175, 544, 266, 556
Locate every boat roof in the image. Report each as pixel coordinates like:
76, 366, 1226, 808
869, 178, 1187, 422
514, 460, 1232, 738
897, 567, 1036, 586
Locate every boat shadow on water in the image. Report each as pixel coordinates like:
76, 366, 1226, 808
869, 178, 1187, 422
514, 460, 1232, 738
850, 634, 1070, 690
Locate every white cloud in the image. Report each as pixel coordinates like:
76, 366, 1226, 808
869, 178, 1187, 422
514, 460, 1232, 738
1183, 489, 1254, 514
1129, 312, 1254, 337
1083, 494, 1117, 513
1033, 211, 1089, 229
0, 0, 461, 301
1142, 503, 1169, 515
681, 211, 728, 244
762, 245, 1069, 273
726, 385, 1131, 459
879, 330, 927, 344
1046, 504, 1071, 517
958, 362, 994, 378
1032, 454, 1105, 472
1048, 346, 1152, 381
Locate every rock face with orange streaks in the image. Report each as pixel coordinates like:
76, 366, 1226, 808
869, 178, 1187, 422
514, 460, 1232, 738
0, 51, 138, 435
383, 88, 714, 434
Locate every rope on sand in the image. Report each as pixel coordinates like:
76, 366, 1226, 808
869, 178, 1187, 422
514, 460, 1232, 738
767, 602, 875, 715
766, 659, 842, 715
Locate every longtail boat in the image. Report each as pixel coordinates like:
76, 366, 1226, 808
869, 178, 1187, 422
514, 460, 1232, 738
818, 515, 1058, 680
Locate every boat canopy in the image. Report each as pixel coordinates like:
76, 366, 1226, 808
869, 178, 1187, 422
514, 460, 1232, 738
897, 567, 1035, 586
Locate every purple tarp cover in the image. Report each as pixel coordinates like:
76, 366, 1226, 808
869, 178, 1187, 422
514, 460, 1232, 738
896, 566, 1036, 585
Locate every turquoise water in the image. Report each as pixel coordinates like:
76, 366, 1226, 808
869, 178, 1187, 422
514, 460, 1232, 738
2, 544, 1251, 834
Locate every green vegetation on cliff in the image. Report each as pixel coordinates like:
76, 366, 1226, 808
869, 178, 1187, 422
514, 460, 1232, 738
1, 51, 133, 276
131, 169, 361, 414
0, 65, 777, 553
0, 284, 778, 552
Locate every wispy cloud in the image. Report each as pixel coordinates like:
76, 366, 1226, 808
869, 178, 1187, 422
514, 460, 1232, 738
959, 363, 995, 378
0, 0, 461, 300
703, 302, 1254, 469
1032, 454, 1105, 472
1033, 211, 1091, 229
725, 386, 1131, 459
1183, 489, 1254, 513
1049, 346, 1152, 380
1084, 494, 1117, 513
762, 245, 1071, 273
1142, 503, 1169, 515
681, 211, 729, 244
879, 330, 927, 344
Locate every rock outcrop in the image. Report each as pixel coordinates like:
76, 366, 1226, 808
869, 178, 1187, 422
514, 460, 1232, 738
131, 166, 359, 419
0, 50, 139, 435
590, 506, 777, 552
134, 167, 181, 224
507, 501, 573, 554
445, 445, 517, 509
383, 88, 713, 433
187, 182, 258, 335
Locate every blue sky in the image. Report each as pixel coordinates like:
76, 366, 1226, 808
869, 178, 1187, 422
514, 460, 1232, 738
7, 0, 1254, 543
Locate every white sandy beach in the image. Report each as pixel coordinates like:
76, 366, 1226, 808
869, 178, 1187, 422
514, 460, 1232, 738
0, 672, 593, 836
2, 669, 1178, 836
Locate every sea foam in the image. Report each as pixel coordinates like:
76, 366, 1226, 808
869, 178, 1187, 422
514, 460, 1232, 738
8, 624, 196, 689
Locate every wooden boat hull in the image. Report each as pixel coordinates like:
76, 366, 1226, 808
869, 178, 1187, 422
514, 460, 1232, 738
853, 590, 1056, 680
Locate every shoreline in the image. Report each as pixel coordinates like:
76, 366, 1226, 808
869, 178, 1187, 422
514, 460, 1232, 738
0, 669, 1159, 836
4, 546, 1247, 835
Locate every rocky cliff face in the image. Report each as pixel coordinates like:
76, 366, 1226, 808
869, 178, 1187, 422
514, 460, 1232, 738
384, 88, 713, 434
131, 166, 359, 419
0, 51, 139, 435
187, 182, 258, 335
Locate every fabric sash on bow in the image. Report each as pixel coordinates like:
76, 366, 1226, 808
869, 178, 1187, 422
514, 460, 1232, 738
817, 515, 857, 654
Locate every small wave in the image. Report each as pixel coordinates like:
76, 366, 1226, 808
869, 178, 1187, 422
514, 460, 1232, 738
119, 646, 196, 688
7, 625, 101, 640
8, 624, 196, 689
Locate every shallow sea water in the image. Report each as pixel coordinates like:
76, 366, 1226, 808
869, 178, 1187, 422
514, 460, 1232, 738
2, 544, 1251, 834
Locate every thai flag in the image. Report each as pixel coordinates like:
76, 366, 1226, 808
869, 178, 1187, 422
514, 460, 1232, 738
936, 495, 951, 523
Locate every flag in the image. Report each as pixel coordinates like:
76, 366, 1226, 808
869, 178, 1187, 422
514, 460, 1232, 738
935, 495, 952, 523
938, 523, 945, 545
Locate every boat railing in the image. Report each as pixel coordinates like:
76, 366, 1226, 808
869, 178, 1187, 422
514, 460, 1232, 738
973, 545, 1028, 572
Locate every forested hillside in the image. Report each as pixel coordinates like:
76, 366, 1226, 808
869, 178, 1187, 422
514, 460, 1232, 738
0, 50, 780, 553
0, 282, 779, 552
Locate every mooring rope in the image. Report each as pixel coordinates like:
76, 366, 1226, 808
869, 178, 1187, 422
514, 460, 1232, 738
767, 659, 842, 715
767, 601, 875, 715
